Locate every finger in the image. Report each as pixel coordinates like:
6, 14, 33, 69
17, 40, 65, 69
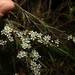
0, 0, 14, 17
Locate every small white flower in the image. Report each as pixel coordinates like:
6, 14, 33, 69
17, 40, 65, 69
55, 39, 59, 47
37, 33, 42, 38
34, 67, 39, 72
37, 64, 42, 69
21, 43, 31, 49
21, 37, 30, 43
8, 36, 14, 42
1, 30, 5, 35
30, 60, 37, 66
23, 30, 28, 35
29, 31, 37, 36
55, 39, 59, 44
3, 40, 7, 45
30, 50, 41, 61
68, 35, 72, 40
0, 40, 7, 45
4, 25, 13, 33
0, 40, 4, 45
50, 43, 52, 46
37, 39, 43, 43
17, 53, 22, 59
43, 35, 51, 42
17, 50, 28, 59
31, 35, 36, 40
16, 31, 23, 37
29, 31, 37, 40
51, 40, 54, 43
33, 67, 41, 75
35, 72, 40, 75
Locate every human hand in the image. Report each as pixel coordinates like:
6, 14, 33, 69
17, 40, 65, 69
0, 0, 14, 17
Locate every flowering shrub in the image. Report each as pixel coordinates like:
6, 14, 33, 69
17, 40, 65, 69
0, 24, 59, 75
0, 24, 75, 75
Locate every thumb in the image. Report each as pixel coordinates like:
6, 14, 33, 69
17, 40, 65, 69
0, 0, 14, 17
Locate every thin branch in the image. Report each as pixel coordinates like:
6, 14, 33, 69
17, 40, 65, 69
56, 19, 75, 28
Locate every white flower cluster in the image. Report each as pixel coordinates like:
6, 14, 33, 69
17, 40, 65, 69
17, 49, 41, 75
30, 50, 41, 61
28, 30, 60, 47
68, 34, 75, 43
29, 31, 37, 40
29, 31, 43, 43
30, 60, 41, 75
28, 31, 54, 46
0, 24, 60, 47
29, 50, 41, 75
0, 24, 61, 75
14, 30, 31, 49
1, 25, 14, 42
0, 40, 7, 45
42, 35, 51, 45
17, 50, 28, 59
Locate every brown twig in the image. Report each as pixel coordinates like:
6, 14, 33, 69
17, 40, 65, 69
56, 19, 75, 28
